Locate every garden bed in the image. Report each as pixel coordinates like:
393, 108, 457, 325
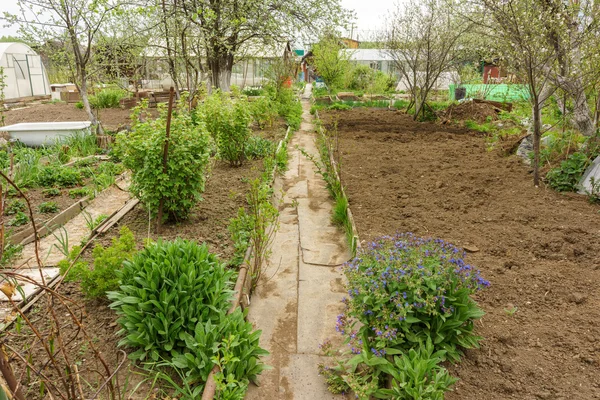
8, 120, 289, 398
2, 102, 155, 131
320, 107, 600, 399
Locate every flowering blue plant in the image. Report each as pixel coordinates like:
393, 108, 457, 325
339, 233, 489, 362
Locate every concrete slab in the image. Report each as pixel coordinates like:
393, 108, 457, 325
297, 198, 350, 266
279, 354, 345, 399
298, 263, 347, 353
248, 93, 350, 399
0, 267, 59, 302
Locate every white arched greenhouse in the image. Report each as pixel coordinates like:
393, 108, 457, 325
0, 42, 51, 101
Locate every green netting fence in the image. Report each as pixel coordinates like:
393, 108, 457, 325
448, 84, 530, 102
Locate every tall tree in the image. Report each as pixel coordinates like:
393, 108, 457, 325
175, 0, 352, 91
473, 0, 560, 185
384, 0, 472, 121
312, 34, 352, 92
4, 0, 122, 133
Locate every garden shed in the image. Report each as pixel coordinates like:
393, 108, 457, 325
0, 42, 51, 101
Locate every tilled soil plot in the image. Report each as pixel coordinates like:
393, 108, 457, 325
321, 108, 600, 400
3, 102, 148, 131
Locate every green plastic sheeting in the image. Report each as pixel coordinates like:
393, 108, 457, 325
449, 84, 530, 102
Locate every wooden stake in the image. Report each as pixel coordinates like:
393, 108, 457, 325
156, 86, 175, 233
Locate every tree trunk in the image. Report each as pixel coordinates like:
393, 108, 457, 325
208, 53, 234, 92
533, 98, 541, 186
78, 77, 103, 135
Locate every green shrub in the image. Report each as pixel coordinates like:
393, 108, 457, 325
60, 226, 136, 298
42, 188, 61, 197
75, 101, 84, 109
347, 65, 376, 91
328, 102, 352, 111
117, 99, 211, 221
68, 187, 92, 198
97, 161, 125, 176
276, 88, 302, 130
39, 201, 59, 214
340, 233, 489, 362
546, 152, 589, 192
200, 93, 251, 166
36, 165, 83, 188
8, 211, 29, 227
249, 96, 278, 130
108, 239, 235, 361
89, 89, 127, 109
245, 136, 274, 159
5, 199, 26, 215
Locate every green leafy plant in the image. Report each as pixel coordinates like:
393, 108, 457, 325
107, 239, 235, 361
249, 96, 277, 129
228, 179, 278, 289
340, 233, 489, 363
36, 165, 83, 188
242, 86, 264, 96
328, 102, 352, 111
42, 187, 61, 197
89, 89, 127, 109
546, 152, 589, 192
171, 308, 269, 396
68, 187, 92, 198
0, 243, 23, 267
245, 136, 274, 160
8, 211, 29, 227
377, 340, 458, 399
319, 339, 457, 399
275, 87, 302, 130
117, 99, 211, 221
200, 93, 251, 166
60, 226, 136, 298
38, 201, 59, 214
5, 199, 26, 215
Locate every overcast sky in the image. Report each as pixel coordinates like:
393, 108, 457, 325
0, 0, 392, 39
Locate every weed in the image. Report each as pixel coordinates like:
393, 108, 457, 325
68, 187, 92, 198
546, 152, 589, 192
38, 201, 59, 214
37, 165, 83, 188
5, 199, 26, 215
8, 211, 29, 227
42, 188, 61, 197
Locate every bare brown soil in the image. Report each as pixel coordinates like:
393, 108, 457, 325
7, 187, 81, 234
321, 108, 600, 400
442, 100, 501, 123
3, 102, 140, 131
98, 159, 264, 262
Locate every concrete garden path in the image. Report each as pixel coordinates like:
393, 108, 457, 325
246, 85, 351, 399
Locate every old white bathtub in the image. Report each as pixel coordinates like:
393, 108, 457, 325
1, 121, 92, 146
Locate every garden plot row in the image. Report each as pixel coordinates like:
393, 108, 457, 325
2, 87, 302, 399
317, 107, 600, 400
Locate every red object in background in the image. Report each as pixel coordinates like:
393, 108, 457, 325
483, 65, 499, 83
283, 76, 293, 87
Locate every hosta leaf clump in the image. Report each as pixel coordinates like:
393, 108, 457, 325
108, 239, 235, 361
340, 233, 489, 362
